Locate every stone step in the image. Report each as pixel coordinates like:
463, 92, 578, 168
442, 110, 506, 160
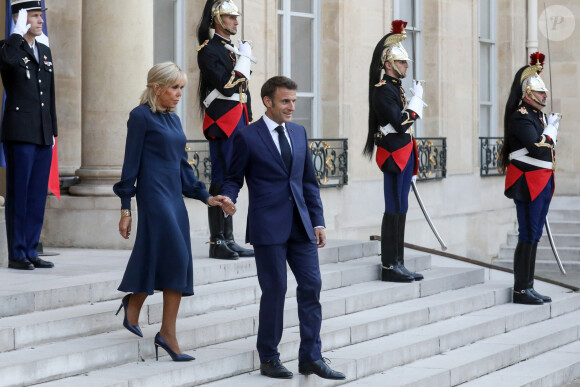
0, 253, 430, 353
0, 240, 380, 319
339, 302, 580, 386
549, 196, 580, 210
463, 340, 580, 386
506, 231, 580, 248
549, 220, 580, 234
195, 292, 580, 387
29, 266, 486, 387
548, 209, 580, 221
498, 244, 580, 260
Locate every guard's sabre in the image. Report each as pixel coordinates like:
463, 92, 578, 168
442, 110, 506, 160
545, 218, 566, 275
543, 2, 554, 112
411, 181, 447, 251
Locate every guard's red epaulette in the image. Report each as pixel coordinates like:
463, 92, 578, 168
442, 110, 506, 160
197, 40, 209, 52
374, 80, 386, 87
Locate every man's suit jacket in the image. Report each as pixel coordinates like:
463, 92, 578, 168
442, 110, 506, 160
0, 33, 57, 145
222, 117, 324, 246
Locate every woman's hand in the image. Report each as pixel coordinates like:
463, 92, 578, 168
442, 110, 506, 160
119, 215, 132, 239
207, 195, 224, 207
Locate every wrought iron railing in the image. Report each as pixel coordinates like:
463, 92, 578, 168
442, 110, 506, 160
185, 138, 349, 187
308, 138, 348, 187
479, 137, 505, 176
185, 140, 211, 183
415, 137, 447, 181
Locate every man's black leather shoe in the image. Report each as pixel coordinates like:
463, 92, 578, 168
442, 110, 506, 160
27, 257, 54, 268
8, 259, 34, 270
260, 359, 293, 379
298, 358, 345, 380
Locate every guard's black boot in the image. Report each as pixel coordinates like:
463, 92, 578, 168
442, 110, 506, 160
380, 213, 414, 283
513, 241, 543, 305
397, 213, 423, 281
224, 214, 254, 257
527, 242, 551, 302
208, 183, 238, 260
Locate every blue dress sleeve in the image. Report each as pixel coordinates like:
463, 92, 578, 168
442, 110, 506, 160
181, 150, 210, 203
113, 107, 147, 210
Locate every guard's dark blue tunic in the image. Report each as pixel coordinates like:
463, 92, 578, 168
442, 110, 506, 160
114, 105, 210, 296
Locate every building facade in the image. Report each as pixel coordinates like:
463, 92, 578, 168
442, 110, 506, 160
0, 0, 578, 263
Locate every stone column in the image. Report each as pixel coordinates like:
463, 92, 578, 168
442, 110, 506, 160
69, 0, 154, 196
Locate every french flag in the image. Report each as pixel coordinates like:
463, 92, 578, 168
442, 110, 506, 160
1, 0, 60, 198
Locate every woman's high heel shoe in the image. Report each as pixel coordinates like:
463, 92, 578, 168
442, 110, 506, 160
154, 332, 195, 362
115, 294, 143, 337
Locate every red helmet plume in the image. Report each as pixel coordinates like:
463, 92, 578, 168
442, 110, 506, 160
391, 20, 407, 34
529, 52, 545, 74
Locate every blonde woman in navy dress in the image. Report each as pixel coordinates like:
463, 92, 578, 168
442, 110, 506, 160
113, 62, 227, 361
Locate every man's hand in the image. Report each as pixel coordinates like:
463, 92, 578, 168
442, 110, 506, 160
411, 80, 424, 99
314, 228, 326, 248
13, 9, 31, 37
220, 196, 237, 216
119, 215, 131, 239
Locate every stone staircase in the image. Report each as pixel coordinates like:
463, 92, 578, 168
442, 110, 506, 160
0, 239, 578, 386
496, 196, 580, 273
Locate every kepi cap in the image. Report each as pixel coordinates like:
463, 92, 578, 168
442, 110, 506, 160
11, 0, 46, 14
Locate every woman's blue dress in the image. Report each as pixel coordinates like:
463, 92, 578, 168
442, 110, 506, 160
113, 104, 210, 296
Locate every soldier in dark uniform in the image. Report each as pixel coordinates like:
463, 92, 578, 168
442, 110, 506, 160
196, 0, 254, 260
499, 52, 561, 305
0, 0, 57, 270
364, 20, 426, 283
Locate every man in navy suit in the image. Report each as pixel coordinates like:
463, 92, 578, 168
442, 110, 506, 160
0, 0, 56, 270
221, 76, 344, 380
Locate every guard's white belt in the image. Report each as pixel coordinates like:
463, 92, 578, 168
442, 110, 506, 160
203, 89, 246, 108
379, 124, 410, 135
509, 148, 553, 169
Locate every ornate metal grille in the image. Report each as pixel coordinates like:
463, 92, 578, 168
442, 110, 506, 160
185, 140, 211, 183
185, 138, 349, 188
308, 138, 348, 187
479, 137, 505, 176
415, 137, 447, 181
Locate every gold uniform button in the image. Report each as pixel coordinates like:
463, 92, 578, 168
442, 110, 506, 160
41, 103, 45, 106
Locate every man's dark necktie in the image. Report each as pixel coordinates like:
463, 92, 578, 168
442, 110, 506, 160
275, 125, 292, 172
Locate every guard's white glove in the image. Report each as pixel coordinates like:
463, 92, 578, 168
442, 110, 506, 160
411, 80, 424, 99
233, 39, 252, 79
238, 39, 252, 57
547, 113, 561, 129
411, 175, 418, 184
36, 32, 50, 46
13, 9, 30, 37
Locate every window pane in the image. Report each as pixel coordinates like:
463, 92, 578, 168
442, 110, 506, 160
400, 31, 416, 83
292, 0, 313, 13
479, 43, 491, 101
294, 97, 313, 135
399, 0, 415, 27
480, 105, 491, 136
278, 14, 283, 73
479, 0, 491, 39
154, 0, 175, 63
291, 16, 313, 92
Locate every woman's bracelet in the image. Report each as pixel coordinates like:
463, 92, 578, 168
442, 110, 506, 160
121, 209, 131, 217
